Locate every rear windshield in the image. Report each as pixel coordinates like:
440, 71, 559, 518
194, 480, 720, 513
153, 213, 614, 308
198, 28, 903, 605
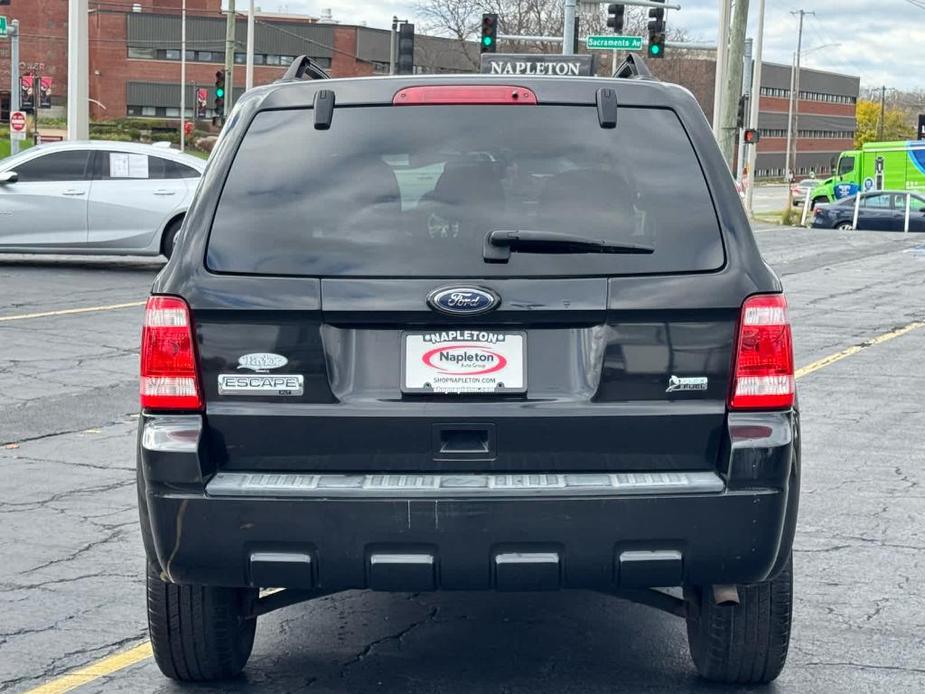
208, 104, 724, 277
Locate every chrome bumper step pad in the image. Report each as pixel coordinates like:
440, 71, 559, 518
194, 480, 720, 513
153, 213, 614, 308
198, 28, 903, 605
206, 471, 724, 498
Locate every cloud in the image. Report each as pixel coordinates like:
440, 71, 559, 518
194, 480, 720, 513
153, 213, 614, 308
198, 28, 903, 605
245, 0, 925, 88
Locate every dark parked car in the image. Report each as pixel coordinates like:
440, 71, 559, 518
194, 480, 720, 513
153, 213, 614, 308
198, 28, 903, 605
812, 191, 925, 231
137, 61, 800, 686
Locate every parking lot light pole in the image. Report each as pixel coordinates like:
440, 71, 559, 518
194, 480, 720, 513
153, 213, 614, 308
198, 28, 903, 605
67, 0, 90, 141
180, 0, 186, 152
9, 19, 20, 156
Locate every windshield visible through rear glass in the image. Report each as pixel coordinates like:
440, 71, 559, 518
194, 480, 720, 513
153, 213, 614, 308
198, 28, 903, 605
207, 105, 724, 277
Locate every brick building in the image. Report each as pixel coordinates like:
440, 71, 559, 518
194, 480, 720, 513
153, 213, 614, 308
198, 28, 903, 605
0, 0, 476, 122
652, 57, 859, 179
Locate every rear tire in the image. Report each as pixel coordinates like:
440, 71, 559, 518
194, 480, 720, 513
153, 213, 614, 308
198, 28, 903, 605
836, 222, 853, 231
684, 555, 793, 684
146, 563, 258, 682
160, 217, 183, 260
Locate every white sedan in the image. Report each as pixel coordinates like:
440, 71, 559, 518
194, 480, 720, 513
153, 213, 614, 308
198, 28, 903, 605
0, 141, 206, 258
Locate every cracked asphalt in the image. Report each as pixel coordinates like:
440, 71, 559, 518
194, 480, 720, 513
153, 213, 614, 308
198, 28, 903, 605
1, 227, 924, 693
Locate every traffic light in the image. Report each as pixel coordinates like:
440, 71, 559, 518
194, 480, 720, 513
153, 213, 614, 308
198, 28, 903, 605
214, 70, 225, 122
480, 13, 498, 54
397, 22, 415, 74
648, 0, 666, 59
744, 129, 760, 145
737, 95, 749, 129
606, 4, 625, 34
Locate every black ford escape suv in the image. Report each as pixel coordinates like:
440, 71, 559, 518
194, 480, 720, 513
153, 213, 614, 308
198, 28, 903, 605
137, 61, 800, 685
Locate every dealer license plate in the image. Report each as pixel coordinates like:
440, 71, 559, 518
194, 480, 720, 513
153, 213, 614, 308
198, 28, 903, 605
402, 330, 526, 394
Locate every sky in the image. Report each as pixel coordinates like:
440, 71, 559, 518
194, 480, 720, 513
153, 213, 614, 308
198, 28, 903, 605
247, 1, 925, 90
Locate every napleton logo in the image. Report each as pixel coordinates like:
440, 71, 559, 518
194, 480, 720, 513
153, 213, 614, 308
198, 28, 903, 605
421, 345, 508, 375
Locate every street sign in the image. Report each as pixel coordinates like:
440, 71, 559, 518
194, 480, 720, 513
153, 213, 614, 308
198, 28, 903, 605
480, 53, 595, 76
586, 35, 643, 51
0, 16, 8, 38
10, 111, 26, 140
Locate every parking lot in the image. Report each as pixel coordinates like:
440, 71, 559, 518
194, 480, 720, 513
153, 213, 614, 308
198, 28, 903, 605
1, 225, 924, 693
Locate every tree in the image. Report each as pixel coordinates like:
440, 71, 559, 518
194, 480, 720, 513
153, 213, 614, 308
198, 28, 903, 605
855, 99, 915, 147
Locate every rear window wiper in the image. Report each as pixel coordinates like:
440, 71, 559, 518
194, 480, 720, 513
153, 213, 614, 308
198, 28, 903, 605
483, 229, 655, 263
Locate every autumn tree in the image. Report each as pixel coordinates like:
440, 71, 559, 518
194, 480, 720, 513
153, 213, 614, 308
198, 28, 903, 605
854, 99, 916, 147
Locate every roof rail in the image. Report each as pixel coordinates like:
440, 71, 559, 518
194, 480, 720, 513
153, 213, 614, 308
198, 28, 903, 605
613, 54, 658, 81
277, 55, 331, 83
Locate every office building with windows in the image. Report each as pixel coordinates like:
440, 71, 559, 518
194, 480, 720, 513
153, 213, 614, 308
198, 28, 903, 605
652, 58, 860, 179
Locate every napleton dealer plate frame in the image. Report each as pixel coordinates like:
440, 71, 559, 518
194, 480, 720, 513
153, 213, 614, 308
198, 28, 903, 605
401, 330, 527, 395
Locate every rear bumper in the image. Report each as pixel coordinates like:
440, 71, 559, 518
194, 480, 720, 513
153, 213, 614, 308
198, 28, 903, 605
138, 411, 800, 592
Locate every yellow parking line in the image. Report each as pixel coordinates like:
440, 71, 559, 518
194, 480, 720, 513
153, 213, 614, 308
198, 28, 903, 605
22, 642, 153, 694
795, 320, 925, 379
0, 301, 146, 322
15, 319, 925, 693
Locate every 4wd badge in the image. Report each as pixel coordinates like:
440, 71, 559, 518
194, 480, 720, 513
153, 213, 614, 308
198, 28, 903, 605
666, 375, 708, 393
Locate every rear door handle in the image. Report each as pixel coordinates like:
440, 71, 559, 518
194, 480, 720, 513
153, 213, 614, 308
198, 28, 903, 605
62, 189, 86, 196
154, 190, 176, 196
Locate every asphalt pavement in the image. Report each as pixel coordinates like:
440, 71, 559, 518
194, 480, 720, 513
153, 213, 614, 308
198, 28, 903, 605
2, 226, 925, 693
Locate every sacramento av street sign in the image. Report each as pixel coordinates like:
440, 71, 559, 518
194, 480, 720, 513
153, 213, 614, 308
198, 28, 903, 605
586, 35, 644, 51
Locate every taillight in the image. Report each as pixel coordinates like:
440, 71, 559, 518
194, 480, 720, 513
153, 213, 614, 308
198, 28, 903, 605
729, 294, 795, 410
140, 296, 203, 411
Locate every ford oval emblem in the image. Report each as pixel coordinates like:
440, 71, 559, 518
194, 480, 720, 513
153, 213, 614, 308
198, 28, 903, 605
427, 287, 500, 316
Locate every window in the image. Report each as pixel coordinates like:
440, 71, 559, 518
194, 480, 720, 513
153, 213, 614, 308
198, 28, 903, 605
861, 194, 892, 209
128, 47, 156, 60
165, 107, 180, 118
165, 49, 181, 60
208, 105, 725, 278
197, 52, 215, 62
910, 196, 925, 212
149, 157, 200, 180
12, 150, 92, 182
838, 157, 855, 176
266, 54, 281, 66
142, 106, 156, 117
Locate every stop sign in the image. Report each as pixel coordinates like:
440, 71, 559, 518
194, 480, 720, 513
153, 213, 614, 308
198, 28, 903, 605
10, 111, 27, 133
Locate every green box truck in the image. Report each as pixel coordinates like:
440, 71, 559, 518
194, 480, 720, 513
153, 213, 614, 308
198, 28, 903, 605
809, 140, 925, 208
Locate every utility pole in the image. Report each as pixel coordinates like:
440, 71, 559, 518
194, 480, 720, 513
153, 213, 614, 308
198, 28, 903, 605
563, 0, 577, 55
785, 9, 812, 208
245, 0, 255, 91
224, 0, 236, 114
8, 19, 20, 156
718, 0, 749, 169
180, 0, 187, 152
712, 0, 731, 140
745, 0, 766, 217
878, 85, 886, 141
67, 0, 89, 141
